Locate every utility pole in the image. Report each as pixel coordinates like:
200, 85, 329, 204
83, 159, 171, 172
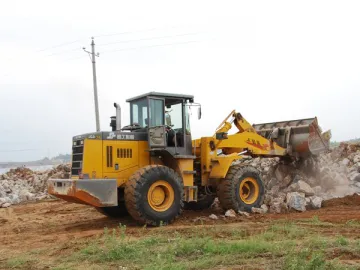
83, 37, 100, 132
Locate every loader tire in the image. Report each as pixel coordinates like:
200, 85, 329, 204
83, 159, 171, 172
217, 165, 264, 213
184, 192, 216, 211
95, 188, 128, 218
95, 203, 128, 218
124, 165, 184, 226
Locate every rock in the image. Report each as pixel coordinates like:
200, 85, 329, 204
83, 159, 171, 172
354, 155, 360, 164
288, 180, 315, 196
225, 209, 236, 218
269, 198, 288, 214
251, 204, 268, 214
0, 198, 6, 206
281, 175, 293, 188
238, 211, 250, 217
349, 172, 360, 182
267, 178, 278, 189
2, 202, 11, 208
209, 214, 218, 220
286, 192, 306, 212
342, 158, 350, 166
310, 196, 322, 209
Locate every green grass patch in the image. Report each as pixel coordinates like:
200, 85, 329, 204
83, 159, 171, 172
5, 256, 37, 269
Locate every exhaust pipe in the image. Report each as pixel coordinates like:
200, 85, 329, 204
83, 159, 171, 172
114, 103, 121, 131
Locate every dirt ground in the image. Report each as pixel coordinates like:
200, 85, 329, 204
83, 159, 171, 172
1, 195, 360, 269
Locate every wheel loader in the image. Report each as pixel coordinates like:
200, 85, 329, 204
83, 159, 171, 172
48, 92, 331, 226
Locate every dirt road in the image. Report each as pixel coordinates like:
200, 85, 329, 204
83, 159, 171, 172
1, 195, 360, 269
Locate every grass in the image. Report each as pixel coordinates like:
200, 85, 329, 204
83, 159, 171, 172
3, 219, 360, 270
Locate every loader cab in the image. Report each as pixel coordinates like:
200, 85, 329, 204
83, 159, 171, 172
126, 92, 195, 156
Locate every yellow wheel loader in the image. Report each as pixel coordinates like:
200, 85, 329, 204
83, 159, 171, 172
48, 92, 331, 226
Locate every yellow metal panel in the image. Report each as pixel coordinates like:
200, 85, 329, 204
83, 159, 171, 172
102, 141, 139, 173
82, 139, 103, 179
200, 137, 216, 186
210, 154, 242, 179
138, 141, 150, 167
104, 166, 139, 187
177, 159, 194, 187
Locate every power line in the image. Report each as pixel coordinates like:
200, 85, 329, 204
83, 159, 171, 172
93, 25, 186, 38
46, 47, 83, 57
101, 39, 205, 54
36, 39, 85, 53
97, 32, 200, 47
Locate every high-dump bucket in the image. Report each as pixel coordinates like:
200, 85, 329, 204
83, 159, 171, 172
253, 117, 331, 158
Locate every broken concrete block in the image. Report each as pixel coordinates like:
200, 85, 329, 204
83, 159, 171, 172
225, 209, 236, 218
2, 202, 11, 208
269, 199, 288, 214
0, 198, 6, 207
286, 192, 306, 212
238, 211, 250, 217
310, 196, 323, 209
341, 158, 350, 166
349, 172, 360, 182
251, 204, 268, 214
209, 214, 218, 220
288, 180, 315, 196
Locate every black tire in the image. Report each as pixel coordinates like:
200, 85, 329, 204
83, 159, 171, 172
184, 192, 216, 211
95, 188, 129, 218
124, 165, 184, 226
95, 203, 128, 218
217, 165, 265, 212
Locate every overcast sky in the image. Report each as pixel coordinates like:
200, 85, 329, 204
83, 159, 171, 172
1, 0, 359, 162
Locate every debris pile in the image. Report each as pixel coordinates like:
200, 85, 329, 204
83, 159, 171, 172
0, 164, 70, 208
238, 142, 360, 214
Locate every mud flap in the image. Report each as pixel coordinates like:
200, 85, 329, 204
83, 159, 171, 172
48, 179, 118, 207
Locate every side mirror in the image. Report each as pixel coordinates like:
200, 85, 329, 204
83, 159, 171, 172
197, 106, 202, 120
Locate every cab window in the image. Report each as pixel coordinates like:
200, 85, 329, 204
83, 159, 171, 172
131, 98, 148, 127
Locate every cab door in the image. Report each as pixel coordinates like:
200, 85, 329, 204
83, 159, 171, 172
148, 98, 167, 149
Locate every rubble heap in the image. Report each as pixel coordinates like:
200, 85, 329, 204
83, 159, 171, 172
239, 142, 360, 213
0, 164, 70, 208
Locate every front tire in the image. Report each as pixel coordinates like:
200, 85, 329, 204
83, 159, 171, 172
124, 165, 184, 226
217, 165, 265, 212
95, 188, 128, 218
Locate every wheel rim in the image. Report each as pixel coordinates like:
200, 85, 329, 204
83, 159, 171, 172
147, 180, 174, 212
239, 177, 259, 204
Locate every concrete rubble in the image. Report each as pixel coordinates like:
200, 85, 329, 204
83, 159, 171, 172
235, 142, 360, 214
0, 164, 70, 208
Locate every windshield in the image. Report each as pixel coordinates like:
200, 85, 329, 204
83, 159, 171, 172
131, 98, 148, 128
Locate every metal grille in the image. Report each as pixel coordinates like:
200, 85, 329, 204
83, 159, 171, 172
117, 148, 132, 158
71, 140, 84, 176
106, 146, 113, 167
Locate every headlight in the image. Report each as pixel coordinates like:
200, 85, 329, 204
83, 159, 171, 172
80, 140, 84, 145
73, 141, 76, 146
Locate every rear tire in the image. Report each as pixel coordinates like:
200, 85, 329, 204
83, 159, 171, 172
217, 165, 265, 212
124, 165, 184, 226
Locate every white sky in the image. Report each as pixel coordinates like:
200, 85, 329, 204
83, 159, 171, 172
1, 0, 359, 162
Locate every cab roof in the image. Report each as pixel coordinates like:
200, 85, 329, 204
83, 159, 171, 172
126, 92, 194, 103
